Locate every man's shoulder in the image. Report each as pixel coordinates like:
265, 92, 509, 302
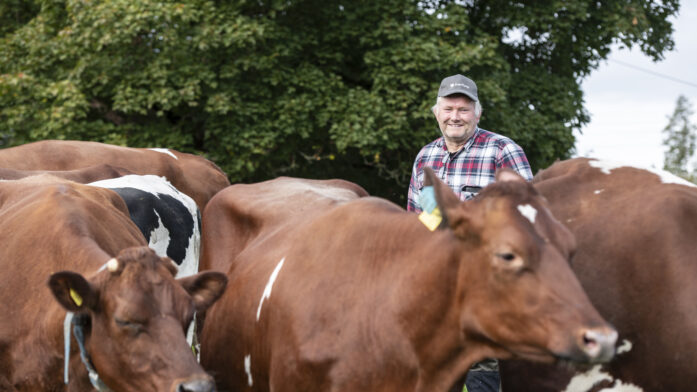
416, 136, 445, 157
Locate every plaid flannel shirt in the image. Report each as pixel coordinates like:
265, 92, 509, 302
407, 127, 533, 213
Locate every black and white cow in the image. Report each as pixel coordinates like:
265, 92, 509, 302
89, 175, 200, 278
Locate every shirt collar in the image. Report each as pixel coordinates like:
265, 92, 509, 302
438, 127, 481, 155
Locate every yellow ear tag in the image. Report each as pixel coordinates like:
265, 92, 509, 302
418, 207, 443, 231
69, 288, 83, 307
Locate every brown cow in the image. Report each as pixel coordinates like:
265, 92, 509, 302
499, 158, 697, 392
0, 164, 133, 183
0, 175, 227, 391
198, 169, 617, 392
0, 140, 230, 209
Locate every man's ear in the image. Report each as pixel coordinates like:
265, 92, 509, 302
178, 272, 228, 312
48, 271, 98, 312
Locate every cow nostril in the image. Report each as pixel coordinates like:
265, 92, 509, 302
177, 378, 215, 392
580, 327, 618, 362
582, 332, 600, 356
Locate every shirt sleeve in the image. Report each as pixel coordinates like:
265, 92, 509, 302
497, 142, 533, 181
407, 154, 423, 213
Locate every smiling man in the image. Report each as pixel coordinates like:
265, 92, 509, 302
407, 74, 533, 392
407, 74, 533, 213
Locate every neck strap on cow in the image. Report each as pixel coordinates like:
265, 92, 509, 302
63, 312, 113, 391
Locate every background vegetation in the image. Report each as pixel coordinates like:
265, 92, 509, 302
0, 0, 680, 203
663, 94, 697, 182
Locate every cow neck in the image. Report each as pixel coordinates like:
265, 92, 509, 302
406, 230, 497, 391
63, 312, 113, 392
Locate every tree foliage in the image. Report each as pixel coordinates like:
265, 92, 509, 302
663, 94, 697, 182
0, 0, 680, 203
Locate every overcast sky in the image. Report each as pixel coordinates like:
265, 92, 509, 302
575, 1, 697, 169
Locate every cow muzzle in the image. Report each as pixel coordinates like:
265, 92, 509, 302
175, 376, 216, 392
578, 326, 617, 363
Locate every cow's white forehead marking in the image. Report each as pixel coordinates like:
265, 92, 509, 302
563, 365, 643, 392
244, 354, 253, 387
594, 189, 604, 194
588, 159, 696, 187
106, 258, 119, 272
616, 339, 633, 354
256, 257, 286, 321
517, 204, 537, 224
148, 148, 178, 160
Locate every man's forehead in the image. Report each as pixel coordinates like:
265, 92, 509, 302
440, 95, 474, 107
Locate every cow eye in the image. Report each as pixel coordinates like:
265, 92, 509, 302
115, 317, 144, 333
495, 252, 525, 270
496, 253, 516, 262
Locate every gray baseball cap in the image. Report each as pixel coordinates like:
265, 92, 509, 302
437, 74, 478, 101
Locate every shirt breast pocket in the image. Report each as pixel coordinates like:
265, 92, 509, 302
461, 184, 483, 200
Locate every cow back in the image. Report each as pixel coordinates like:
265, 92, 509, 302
0, 140, 230, 209
199, 176, 368, 273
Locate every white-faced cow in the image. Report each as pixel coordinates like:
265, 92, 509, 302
0, 140, 229, 209
89, 175, 200, 278
0, 175, 227, 391
499, 158, 697, 392
198, 169, 617, 392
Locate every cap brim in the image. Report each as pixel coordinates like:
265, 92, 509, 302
438, 89, 478, 101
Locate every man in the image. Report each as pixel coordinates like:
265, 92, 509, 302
407, 74, 533, 392
407, 74, 532, 213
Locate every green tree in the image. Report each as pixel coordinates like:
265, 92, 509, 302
663, 94, 697, 181
0, 0, 680, 203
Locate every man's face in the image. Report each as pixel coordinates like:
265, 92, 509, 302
434, 95, 480, 147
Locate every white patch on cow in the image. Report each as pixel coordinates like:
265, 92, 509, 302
88, 175, 200, 278
563, 365, 643, 392
563, 365, 612, 392
148, 148, 178, 160
256, 257, 286, 321
517, 204, 537, 224
616, 339, 633, 354
244, 354, 253, 387
594, 189, 604, 195
149, 210, 171, 258
588, 159, 696, 187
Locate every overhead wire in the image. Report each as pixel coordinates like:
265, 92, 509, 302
609, 58, 697, 89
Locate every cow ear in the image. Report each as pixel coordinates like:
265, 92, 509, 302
422, 167, 465, 230
423, 167, 482, 238
178, 272, 228, 312
496, 168, 526, 183
48, 271, 98, 312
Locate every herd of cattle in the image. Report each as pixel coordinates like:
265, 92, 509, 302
0, 140, 694, 392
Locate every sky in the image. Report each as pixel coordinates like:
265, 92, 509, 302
575, 1, 697, 169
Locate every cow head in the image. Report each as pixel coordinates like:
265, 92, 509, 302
424, 167, 616, 365
48, 246, 227, 392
